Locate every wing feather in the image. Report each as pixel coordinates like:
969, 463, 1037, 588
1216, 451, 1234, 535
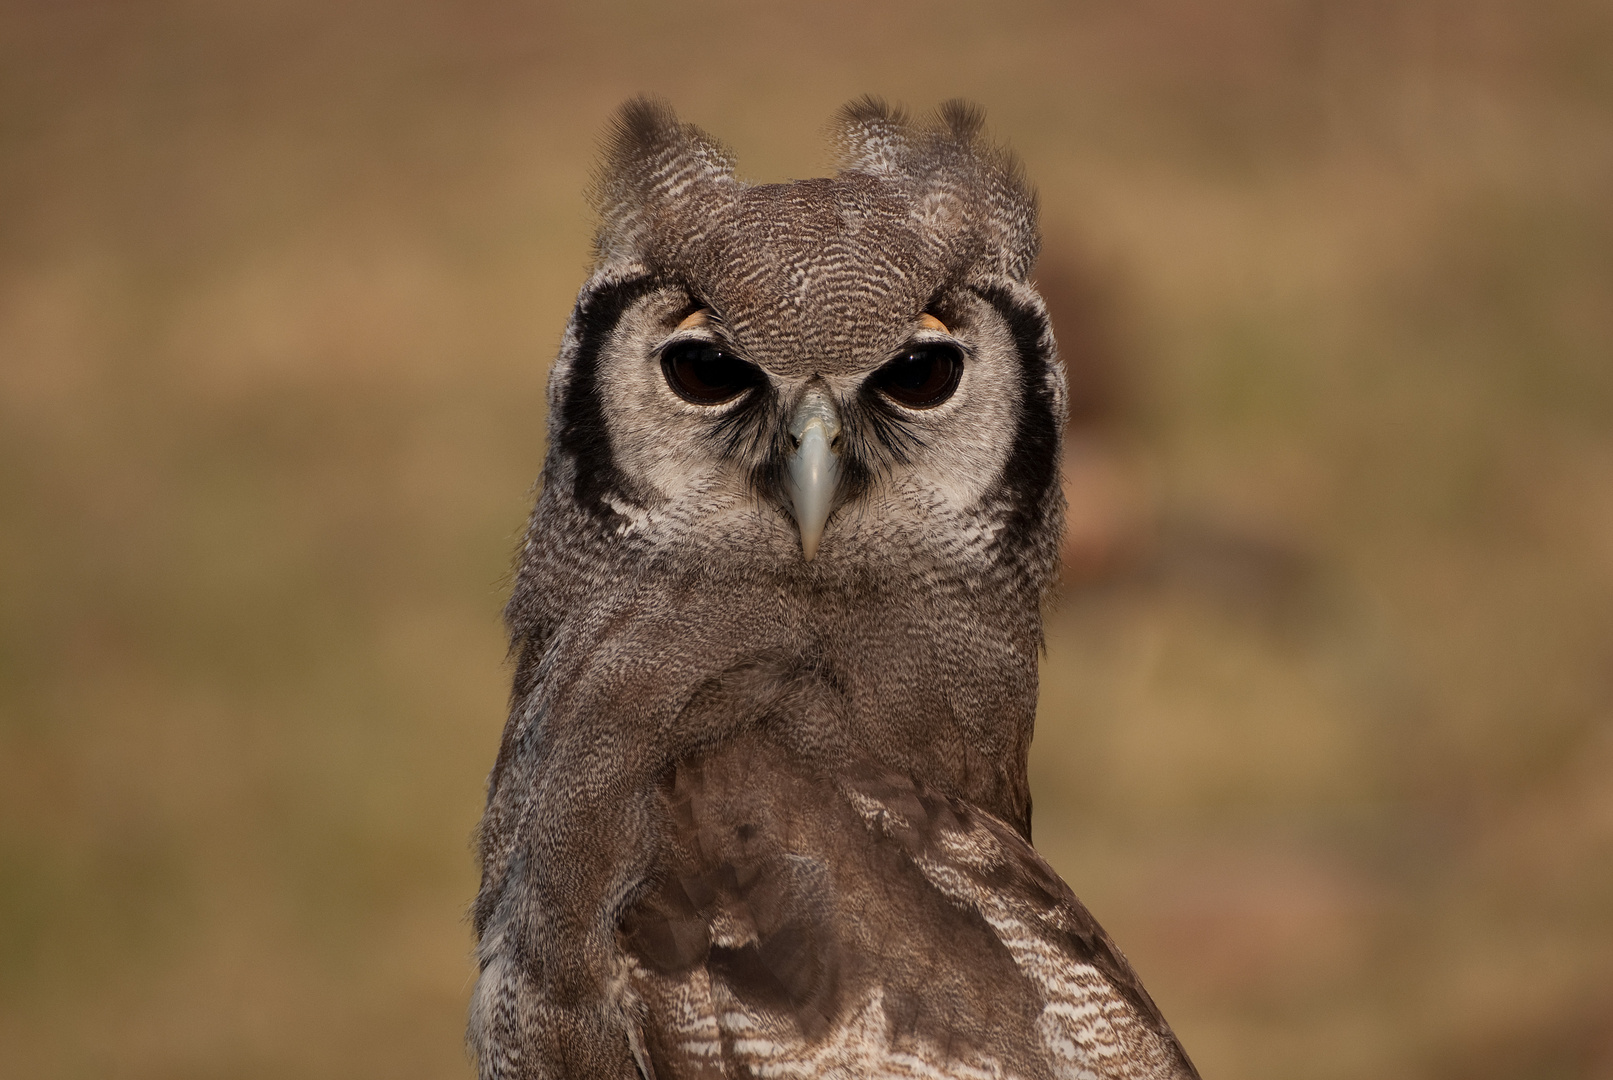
843, 768, 1197, 1080
618, 739, 1198, 1080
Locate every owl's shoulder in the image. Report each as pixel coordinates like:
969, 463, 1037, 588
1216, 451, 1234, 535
618, 736, 1198, 1080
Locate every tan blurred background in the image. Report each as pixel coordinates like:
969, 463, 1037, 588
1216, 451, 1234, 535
2, 1, 1611, 1077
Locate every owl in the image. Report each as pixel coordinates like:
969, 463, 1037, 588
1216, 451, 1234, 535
470, 97, 1199, 1080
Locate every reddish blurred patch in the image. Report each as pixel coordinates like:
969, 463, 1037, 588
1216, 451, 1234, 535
1130, 845, 1388, 1000
1036, 242, 1156, 586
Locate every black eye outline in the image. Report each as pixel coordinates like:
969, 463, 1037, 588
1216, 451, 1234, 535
871, 342, 964, 409
661, 339, 763, 405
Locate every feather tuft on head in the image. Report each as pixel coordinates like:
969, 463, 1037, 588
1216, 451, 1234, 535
832, 97, 1039, 281
589, 96, 741, 266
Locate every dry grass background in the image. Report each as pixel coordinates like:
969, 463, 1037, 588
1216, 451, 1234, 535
2, 1, 1611, 1077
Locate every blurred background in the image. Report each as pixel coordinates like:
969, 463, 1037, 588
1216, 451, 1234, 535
2, 1, 1611, 1077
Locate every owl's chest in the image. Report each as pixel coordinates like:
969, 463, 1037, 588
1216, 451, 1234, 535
616, 734, 1186, 1080
619, 736, 1050, 1080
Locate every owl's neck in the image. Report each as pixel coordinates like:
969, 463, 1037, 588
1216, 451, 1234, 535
506, 499, 1046, 836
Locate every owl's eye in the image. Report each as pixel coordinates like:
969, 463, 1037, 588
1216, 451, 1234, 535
662, 340, 762, 405
873, 344, 963, 409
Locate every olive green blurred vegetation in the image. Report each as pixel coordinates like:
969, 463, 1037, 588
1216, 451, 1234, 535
2, 1, 1611, 1077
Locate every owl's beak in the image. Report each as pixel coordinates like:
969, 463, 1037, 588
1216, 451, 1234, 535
786, 386, 842, 561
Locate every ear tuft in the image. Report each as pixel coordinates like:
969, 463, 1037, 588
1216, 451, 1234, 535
922, 100, 1038, 280
833, 97, 1039, 281
833, 95, 913, 177
590, 96, 738, 265
935, 98, 987, 142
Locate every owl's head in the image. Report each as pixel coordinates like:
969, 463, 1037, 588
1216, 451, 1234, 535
531, 97, 1064, 607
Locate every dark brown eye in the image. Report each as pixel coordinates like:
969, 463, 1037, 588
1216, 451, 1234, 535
662, 340, 761, 404
872, 343, 963, 409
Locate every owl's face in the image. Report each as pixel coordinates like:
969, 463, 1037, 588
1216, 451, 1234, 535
542, 101, 1066, 595
594, 277, 1028, 573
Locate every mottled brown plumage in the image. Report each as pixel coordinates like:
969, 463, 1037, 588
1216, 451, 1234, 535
470, 96, 1198, 1080
620, 737, 1194, 1079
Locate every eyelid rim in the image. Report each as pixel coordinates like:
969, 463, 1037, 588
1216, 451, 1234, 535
886, 332, 974, 363
653, 306, 744, 360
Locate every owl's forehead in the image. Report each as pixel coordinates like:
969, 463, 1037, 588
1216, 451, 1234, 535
673, 177, 956, 377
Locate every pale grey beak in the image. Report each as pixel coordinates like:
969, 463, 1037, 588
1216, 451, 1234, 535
786, 385, 841, 561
